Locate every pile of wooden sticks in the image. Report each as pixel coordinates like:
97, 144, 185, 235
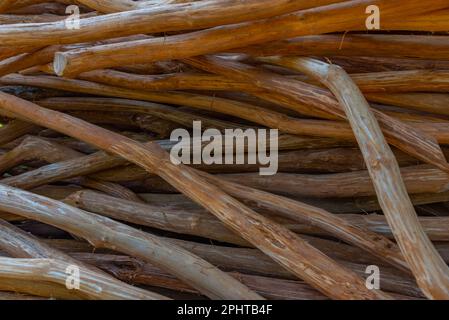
0, 0, 449, 300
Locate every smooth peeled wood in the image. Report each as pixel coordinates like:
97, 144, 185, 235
185, 56, 449, 173
0, 219, 166, 300
0, 0, 345, 47
241, 35, 449, 61
52, 0, 449, 77
0, 183, 262, 300
0, 91, 391, 300
270, 56, 449, 299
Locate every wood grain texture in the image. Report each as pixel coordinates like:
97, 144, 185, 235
0, 91, 391, 300
270, 56, 449, 299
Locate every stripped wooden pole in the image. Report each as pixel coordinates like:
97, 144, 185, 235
0, 219, 166, 300
0, 183, 262, 300
263, 56, 449, 299
0, 0, 345, 47
52, 0, 449, 76
0, 91, 391, 300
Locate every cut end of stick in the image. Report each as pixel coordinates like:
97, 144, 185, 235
53, 52, 68, 77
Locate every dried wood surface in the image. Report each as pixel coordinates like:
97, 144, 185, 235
0, 0, 448, 301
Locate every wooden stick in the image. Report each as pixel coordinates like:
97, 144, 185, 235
66, 187, 409, 272
0, 120, 38, 146
0, 219, 166, 300
337, 70, 449, 93
74, 0, 142, 13
0, 258, 166, 300
0, 91, 390, 300
65, 190, 247, 246
0, 0, 344, 47
269, 56, 449, 299
0, 135, 411, 271
382, 9, 449, 32
0, 278, 83, 300
0, 135, 142, 201
74, 252, 327, 300
185, 166, 449, 199
77, 68, 449, 94
0, 135, 81, 174
72, 252, 419, 299
52, 0, 449, 76
6, 74, 449, 148
186, 56, 449, 172
322, 56, 449, 73
0, 134, 344, 191
366, 93, 449, 117
0, 184, 262, 300
241, 34, 449, 61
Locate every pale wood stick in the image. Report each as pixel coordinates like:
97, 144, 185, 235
0, 46, 65, 78
0, 219, 166, 300
66, 188, 409, 272
43, 236, 387, 270
269, 56, 449, 299
0, 184, 262, 300
0, 278, 83, 300
0, 35, 152, 78
75, 0, 195, 13
0, 133, 341, 191
6, 74, 449, 148
52, 0, 449, 76
72, 252, 420, 299
64, 190, 248, 246
0, 138, 412, 271
0, 258, 166, 300
0, 135, 142, 202
0, 92, 390, 299
74, 252, 327, 300
186, 56, 449, 172
78, 68, 449, 94
188, 166, 449, 199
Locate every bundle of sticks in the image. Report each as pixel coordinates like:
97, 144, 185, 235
0, 0, 449, 301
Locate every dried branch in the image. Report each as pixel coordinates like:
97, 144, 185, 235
0, 91, 391, 299
265, 56, 449, 299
